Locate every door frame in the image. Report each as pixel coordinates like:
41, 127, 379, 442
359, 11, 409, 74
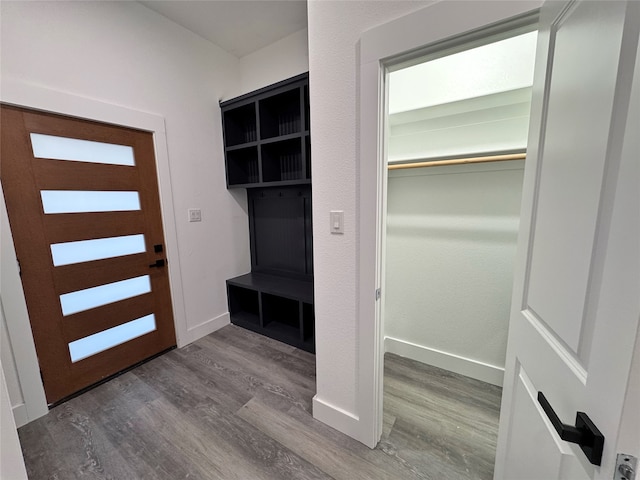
0, 79, 188, 424
357, 0, 640, 463
356, 0, 544, 448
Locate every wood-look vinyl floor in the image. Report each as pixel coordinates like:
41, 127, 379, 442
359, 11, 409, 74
18, 325, 502, 480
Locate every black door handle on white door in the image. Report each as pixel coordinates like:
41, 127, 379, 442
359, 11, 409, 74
537, 391, 604, 466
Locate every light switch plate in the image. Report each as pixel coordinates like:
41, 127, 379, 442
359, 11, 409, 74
188, 208, 202, 222
330, 210, 344, 234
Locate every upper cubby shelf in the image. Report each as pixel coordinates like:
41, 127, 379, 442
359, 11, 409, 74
223, 103, 257, 147
259, 89, 301, 139
221, 73, 310, 188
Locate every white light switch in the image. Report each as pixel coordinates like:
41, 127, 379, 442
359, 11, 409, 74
330, 210, 344, 234
188, 208, 202, 222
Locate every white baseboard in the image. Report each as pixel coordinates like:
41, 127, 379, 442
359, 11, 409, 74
179, 312, 230, 347
384, 336, 504, 387
312, 395, 367, 443
12, 403, 28, 428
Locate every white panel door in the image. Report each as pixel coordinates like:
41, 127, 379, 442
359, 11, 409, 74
494, 1, 639, 479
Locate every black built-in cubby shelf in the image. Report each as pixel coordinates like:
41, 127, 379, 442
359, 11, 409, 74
223, 103, 257, 147
221, 73, 310, 188
304, 85, 310, 133
305, 135, 311, 180
226, 273, 315, 352
262, 138, 303, 182
222, 73, 314, 353
249, 186, 313, 278
259, 89, 301, 139
226, 146, 259, 186
227, 284, 260, 326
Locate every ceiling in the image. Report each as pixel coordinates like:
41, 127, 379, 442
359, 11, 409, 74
140, 0, 308, 58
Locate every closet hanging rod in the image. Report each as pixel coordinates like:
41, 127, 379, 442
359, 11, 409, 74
388, 152, 526, 170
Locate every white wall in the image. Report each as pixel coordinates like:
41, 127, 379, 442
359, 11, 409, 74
384, 161, 525, 386
0, 0, 246, 421
617, 321, 640, 458
1, 185, 48, 426
387, 32, 536, 162
308, 0, 429, 425
308, 0, 548, 446
0, 299, 28, 478
0, 300, 27, 426
239, 28, 309, 95
387, 88, 532, 162
0, 360, 28, 480
388, 31, 537, 114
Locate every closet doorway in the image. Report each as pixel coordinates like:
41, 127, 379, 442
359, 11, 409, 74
380, 28, 538, 477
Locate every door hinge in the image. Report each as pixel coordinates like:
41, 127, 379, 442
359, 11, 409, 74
615, 454, 637, 480
16, 257, 21, 276
375, 288, 381, 300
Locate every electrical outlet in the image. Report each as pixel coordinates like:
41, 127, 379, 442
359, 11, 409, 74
188, 208, 202, 222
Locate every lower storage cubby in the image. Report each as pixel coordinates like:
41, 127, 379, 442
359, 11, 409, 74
226, 273, 314, 353
262, 293, 301, 343
227, 285, 260, 327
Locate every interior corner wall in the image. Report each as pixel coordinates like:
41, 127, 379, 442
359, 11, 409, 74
384, 161, 525, 386
617, 320, 640, 457
0, 298, 27, 426
0, 360, 28, 480
239, 28, 309, 96
307, 0, 431, 433
0, 0, 248, 420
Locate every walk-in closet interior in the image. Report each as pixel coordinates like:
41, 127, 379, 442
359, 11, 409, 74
382, 29, 539, 451
381, 31, 537, 479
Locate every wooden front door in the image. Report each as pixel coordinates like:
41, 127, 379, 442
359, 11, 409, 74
1, 105, 177, 405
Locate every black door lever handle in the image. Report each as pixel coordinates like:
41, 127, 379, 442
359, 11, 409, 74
149, 259, 166, 268
537, 392, 604, 466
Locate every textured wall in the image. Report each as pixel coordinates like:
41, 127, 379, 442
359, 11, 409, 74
385, 161, 525, 377
239, 28, 309, 96
0, 362, 27, 479
308, 0, 426, 416
0, 303, 24, 423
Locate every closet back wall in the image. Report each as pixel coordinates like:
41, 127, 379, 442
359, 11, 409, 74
384, 160, 525, 386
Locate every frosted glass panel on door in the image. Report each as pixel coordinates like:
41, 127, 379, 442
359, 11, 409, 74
60, 275, 151, 316
51, 234, 146, 266
41, 191, 141, 214
30, 133, 135, 166
68, 314, 156, 362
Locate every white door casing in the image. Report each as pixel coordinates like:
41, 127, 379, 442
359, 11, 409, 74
494, 1, 640, 479
358, 0, 638, 475
358, 0, 545, 449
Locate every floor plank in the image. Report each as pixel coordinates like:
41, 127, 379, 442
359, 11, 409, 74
382, 353, 502, 480
18, 325, 502, 479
